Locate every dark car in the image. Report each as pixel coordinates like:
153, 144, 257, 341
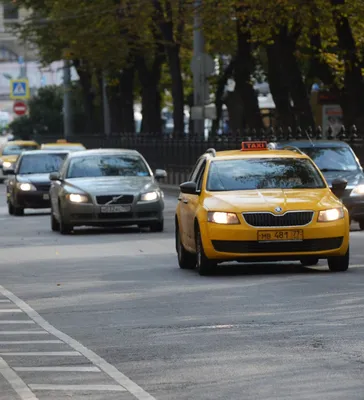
273, 140, 364, 228
6, 150, 70, 216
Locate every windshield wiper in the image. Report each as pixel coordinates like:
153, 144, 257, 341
320, 168, 350, 172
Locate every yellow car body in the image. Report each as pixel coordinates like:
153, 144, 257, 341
41, 140, 85, 152
175, 143, 350, 275
0, 140, 39, 180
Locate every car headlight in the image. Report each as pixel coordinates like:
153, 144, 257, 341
17, 182, 36, 191
350, 185, 364, 196
2, 161, 12, 169
207, 211, 240, 224
318, 208, 344, 222
140, 191, 159, 201
66, 193, 89, 203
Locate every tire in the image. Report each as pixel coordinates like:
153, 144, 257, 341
51, 208, 60, 232
176, 224, 196, 269
359, 220, 364, 231
150, 220, 164, 232
58, 204, 72, 235
14, 206, 24, 216
300, 257, 319, 267
7, 201, 14, 215
195, 225, 216, 276
328, 247, 349, 272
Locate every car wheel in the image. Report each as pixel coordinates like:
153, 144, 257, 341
150, 220, 164, 232
14, 206, 24, 216
359, 220, 364, 231
328, 247, 349, 272
58, 204, 73, 235
195, 225, 216, 276
176, 223, 196, 269
300, 257, 319, 267
51, 207, 60, 232
7, 201, 14, 215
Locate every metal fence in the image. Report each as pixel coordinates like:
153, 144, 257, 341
35, 125, 364, 185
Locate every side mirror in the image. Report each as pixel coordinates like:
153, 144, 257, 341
155, 169, 167, 180
49, 172, 61, 181
331, 178, 347, 198
180, 181, 198, 195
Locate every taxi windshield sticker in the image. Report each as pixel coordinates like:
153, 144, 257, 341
241, 141, 268, 151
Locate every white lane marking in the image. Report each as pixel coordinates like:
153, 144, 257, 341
29, 384, 126, 392
0, 285, 157, 400
0, 331, 48, 335
0, 340, 63, 344
0, 356, 38, 400
0, 309, 23, 313
0, 300, 11, 303
0, 321, 35, 324
0, 351, 81, 356
14, 366, 100, 372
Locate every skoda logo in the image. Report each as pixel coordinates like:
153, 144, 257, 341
275, 207, 283, 213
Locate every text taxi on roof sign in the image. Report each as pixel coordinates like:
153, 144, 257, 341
175, 141, 350, 276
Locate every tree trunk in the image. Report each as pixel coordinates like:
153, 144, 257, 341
73, 60, 95, 134
165, 45, 185, 137
278, 27, 315, 129
266, 43, 295, 129
331, 0, 364, 128
225, 90, 244, 134
234, 22, 262, 132
136, 54, 163, 134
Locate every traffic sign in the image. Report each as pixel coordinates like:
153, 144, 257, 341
13, 101, 27, 116
10, 79, 30, 100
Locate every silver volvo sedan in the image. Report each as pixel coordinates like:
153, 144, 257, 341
49, 149, 167, 234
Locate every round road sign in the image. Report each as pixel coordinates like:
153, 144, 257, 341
13, 101, 27, 116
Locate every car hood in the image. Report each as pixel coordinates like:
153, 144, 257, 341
203, 188, 341, 213
321, 170, 364, 189
1, 155, 18, 163
17, 173, 51, 184
64, 176, 157, 195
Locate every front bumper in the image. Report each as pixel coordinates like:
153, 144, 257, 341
62, 199, 164, 227
14, 191, 50, 209
199, 217, 350, 262
343, 195, 364, 221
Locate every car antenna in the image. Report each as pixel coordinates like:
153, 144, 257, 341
305, 127, 315, 147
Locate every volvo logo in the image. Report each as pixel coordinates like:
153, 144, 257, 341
275, 206, 283, 213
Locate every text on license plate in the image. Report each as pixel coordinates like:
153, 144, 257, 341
101, 205, 130, 213
257, 230, 303, 241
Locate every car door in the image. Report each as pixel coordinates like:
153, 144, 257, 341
183, 159, 207, 250
178, 157, 205, 246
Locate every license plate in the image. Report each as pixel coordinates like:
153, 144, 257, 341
257, 229, 303, 242
101, 205, 131, 213
43, 194, 49, 200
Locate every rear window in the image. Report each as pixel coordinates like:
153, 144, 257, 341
207, 158, 326, 191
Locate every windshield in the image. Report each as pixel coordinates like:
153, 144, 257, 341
207, 158, 326, 191
66, 154, 150, 178
302, 147, 359, 172
18, 153, 68, 174
2, 145, 38, 155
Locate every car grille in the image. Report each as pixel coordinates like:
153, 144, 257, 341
212, 237, 343, 254
33, 183, 50, 192
96, 195, 134, 205
242, 211, 314, 227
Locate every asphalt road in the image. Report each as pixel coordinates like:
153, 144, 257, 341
0, 184, 363, 400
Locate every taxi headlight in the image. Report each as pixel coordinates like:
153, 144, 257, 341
2, 161, 12, 168
67, 193, 89, 203
140, 191, 159, 201
350, 185, 364, 196
318, 208, 344, 222
207, 211, 240, 224
17, 182, 36, 191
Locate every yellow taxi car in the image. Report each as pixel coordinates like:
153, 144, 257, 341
41, 139, 85, 152
175, 142, 350, 275
0, 140, 39, 182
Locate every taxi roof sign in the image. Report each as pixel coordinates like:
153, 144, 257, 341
56, 139, 67, 143
241, 141, 268, 151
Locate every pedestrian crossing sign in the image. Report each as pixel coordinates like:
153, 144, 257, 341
10, 79, 30, 100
